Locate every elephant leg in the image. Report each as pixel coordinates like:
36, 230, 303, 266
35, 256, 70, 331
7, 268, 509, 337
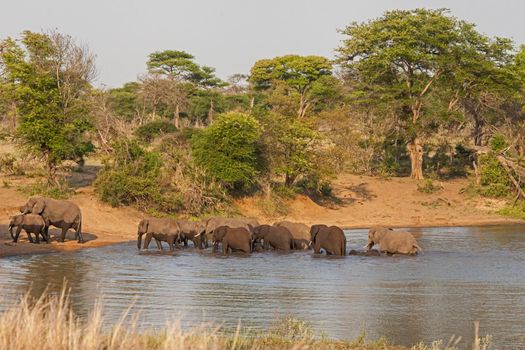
222, 241, 229, 254
44, 226, 50, 242
314, 242, 321, 254
168, 238, 175, 251
60, 227, 68, 242
143, 233, 153, 249
34, 231, 40, 244
14, 227, 24, 243
155, 238, 163, 250
263, 240, 270, 250
76, 223, 84, 243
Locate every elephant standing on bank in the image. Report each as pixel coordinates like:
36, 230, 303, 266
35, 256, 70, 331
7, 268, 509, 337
9, 214, 48, 243
310, 224, 346, 256
366, 226, 422, 255
252, 225, 294, 251
274, 221, 311, 250
20, 197, 83, 243
177, 220, 206, 249
137, 217, 180, 251
211, 226, 252, 254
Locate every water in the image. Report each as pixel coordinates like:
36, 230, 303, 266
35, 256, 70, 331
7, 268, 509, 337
1, 225, 524, 348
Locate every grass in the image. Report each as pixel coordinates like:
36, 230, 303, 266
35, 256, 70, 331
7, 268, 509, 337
497, 202, 525, 220
0, 290, 493, 350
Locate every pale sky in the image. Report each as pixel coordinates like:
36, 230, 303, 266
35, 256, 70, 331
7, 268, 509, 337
1, 0, 522, 87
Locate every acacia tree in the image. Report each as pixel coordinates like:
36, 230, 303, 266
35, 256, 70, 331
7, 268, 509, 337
249, 55, 337, 119
0, 31, 95, 183
146, 50, 224, 126
337, 8, 500, 179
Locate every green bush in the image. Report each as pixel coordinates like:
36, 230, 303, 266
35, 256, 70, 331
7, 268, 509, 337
497, 202, 525, 220
134, 120, 177, 142
417, 179, 443, 194
489, 134, 508, 152
478, 154, 511, 198
191, 112, 262, 192
18, 181, 73, 199
94, 139, 165, 208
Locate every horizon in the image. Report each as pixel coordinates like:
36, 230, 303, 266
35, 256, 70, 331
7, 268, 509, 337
1, 0, 523, 87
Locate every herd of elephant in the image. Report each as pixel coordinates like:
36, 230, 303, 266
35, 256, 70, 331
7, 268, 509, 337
137, 216, 423, 256
6, 196, 423, 256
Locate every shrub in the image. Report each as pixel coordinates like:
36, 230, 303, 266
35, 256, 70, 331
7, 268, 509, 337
0, 153, 24, 175
191, 112, 262, 192
94, 139, 165, 208
417, 179, 443, 194
134, 120, 177, 142
489, 134, 508, 152
478, 154, 511, 198
18, 180, 73, 199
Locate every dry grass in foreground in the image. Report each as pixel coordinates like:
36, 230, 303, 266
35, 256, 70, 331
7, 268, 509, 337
0, 290, 491, 350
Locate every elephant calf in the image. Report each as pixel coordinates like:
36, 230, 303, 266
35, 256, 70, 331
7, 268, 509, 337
177, 220, 206, 249
310, 224, 347, 256
366, 226, 422, 255
9, 214, 48, 243
211, 226, 252, 254
252, 225, 294, 251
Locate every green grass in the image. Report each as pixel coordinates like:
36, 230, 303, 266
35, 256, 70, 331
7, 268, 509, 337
497, 202, 525, 220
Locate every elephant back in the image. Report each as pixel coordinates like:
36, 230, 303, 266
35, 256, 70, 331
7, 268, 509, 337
274, 221, 310, 241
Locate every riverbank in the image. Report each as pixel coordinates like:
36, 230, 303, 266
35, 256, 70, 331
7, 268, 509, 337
1, 173, 523, 258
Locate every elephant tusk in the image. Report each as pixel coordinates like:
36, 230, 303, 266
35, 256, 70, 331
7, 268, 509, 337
308, 240, 313, 246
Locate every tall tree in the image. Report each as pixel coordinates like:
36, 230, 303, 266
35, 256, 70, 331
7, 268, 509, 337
0, 31, 95, 183
249, 55, 337, 119
337, 8, 504, 179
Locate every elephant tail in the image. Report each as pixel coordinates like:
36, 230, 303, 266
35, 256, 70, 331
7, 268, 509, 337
77, 212, 83, 243
342, 240, 347, 256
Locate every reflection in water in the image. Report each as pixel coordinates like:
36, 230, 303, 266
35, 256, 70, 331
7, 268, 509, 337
1, 225, 524, 349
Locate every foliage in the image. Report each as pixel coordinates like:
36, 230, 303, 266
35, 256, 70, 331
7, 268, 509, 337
134, 119, 177, 142
0, 153, 24, 175
489, 134, 508, 152
191, 112, 262, 192
94, 139, 171, 209
249, 55, 339, 118
417, 179, 444, 194
477, 153, 511, 198
497, 202, 525, 220
0, 31, 95, 183
18, 180, 74, 199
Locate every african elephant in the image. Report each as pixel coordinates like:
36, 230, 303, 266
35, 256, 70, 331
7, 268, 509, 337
177, 220, 206, 249
366, 226, 422, 255
20, 197, 83, 243
348, 249, 380, 256
310, 224, 346, 256
8, 214, 48, 243
204, 217, 258, 248
212, 226, 252, 254
252, 225, 294, 251
137, 217, 180, 251
274, 221, 311, 250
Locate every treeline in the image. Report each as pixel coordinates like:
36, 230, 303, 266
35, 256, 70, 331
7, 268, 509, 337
1, 8, 525, 216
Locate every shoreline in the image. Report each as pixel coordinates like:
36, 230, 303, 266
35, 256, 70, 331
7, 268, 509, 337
2, 218, 523, 259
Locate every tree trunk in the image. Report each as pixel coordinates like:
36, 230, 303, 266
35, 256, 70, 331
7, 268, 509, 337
407, 138, 424, 180
174, 103, 180, 129
473, 114, 484, 146
249, 96, 255, 111
207, 100, 214, 125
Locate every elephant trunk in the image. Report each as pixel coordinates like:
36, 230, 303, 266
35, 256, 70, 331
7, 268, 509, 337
137, 232, 143, 250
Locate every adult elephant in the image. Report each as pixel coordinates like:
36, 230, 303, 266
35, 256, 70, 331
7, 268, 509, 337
212, 226, 251, 254
203, 217, 258, 247
366, 226, 422, 255
310, 224, 346, 256
177, 220, 206, 249
252, 225, 294, 251
274, 221, 311, 250
20, 197, 83, 243
137, 217, 180, 251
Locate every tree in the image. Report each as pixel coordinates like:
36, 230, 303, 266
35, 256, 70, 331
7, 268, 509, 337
260, 113, 323, 187
337, 8, 503, 179
0, 31, 95, 183
249, 55, 337, 119
191, 112, 261, 192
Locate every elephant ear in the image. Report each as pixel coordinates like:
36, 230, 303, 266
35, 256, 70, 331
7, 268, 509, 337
138, 219, 149, 234
32, 198, 46, 215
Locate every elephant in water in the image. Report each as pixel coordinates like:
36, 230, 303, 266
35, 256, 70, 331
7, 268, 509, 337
9, 214, 48, 243
366, 226, 422, 255
20, 197, 83, 243
204, 217, 258, 248
273, 221, 311, 250
252, 224, 294, 251
211, 226, 252, 254
137, 217, 180, 251
310, 224, 346, 256
177, 220, 206, 249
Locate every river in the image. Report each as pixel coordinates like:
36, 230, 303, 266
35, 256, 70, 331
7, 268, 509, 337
0, 225, 524, 348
